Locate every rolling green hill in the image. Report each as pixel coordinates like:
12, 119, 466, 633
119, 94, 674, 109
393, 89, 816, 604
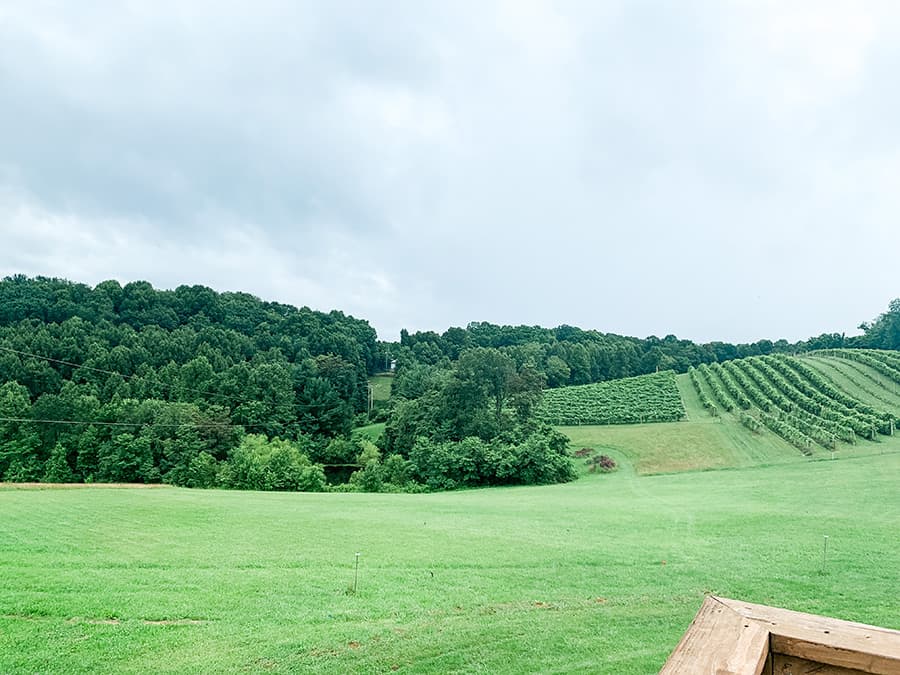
3, 308, 899, 672
2, 453, 897, 673
555, 351, 900, 475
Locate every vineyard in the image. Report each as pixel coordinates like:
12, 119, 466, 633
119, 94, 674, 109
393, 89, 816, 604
688, 350, 900, 455
540, 370, 684, 425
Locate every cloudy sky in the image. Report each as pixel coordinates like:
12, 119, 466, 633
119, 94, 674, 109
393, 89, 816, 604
1, 1, 898, 343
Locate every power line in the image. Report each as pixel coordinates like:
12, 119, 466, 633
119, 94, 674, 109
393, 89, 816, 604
0, 344, 268, 408
0, 345, 363, 414
0, 416, 266, 430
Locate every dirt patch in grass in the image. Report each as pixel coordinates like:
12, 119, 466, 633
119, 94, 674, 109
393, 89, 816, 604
67, 617, 121, 625
0, 482, 170, 490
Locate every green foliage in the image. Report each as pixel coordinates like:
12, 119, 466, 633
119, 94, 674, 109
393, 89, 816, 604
739, 411, 762, 433
41, 442, 75, 483
0, 275, 386, 487
758, 412, 814, 455
696, 364, 735, 411
183, 452, 219, 489
221, 435, 326, 492
381, 346, 575, 489
856, 298, 900, 349
0, 381, 41, 480
97, 432, 156, 483
409, 428, 575, 490
818, 349, 900, 388
701, 353, 896, 451
540, 371, 684, 425
397, 319, 805, 388
688, 367, 718, 416
710, 362, 752, 409
345, 441, 418, 493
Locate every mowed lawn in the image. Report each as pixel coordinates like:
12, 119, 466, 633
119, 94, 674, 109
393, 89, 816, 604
1, 454, 897, 674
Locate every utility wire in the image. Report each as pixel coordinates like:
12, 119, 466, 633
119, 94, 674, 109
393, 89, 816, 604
0, 345, 363, 414
0, 416, 254, 429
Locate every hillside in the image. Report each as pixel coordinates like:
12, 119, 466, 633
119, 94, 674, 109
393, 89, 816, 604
559, 350, 900, 475
0, 276, 383, 485
1, 275, 898, 491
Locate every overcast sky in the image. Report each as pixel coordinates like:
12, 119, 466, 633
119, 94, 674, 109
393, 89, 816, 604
1, 1, 898, 343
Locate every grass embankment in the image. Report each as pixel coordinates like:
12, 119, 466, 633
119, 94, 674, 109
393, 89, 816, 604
369, 375, 393, 402
2, 452, 898, 674
353, 422, 386, 443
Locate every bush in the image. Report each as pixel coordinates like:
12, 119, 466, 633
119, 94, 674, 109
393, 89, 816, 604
585, 454, 617, 473
42, 442, 75, 483
222, 434, 326, 492
183, 452, 219, 489
409, 428, 575, 490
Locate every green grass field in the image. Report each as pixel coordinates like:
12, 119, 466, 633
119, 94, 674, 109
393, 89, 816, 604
2, 450, 898, 673
369, 375, 394, 402
353, 422, 386, 443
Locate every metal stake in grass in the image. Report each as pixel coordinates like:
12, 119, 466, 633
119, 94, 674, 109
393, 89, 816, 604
353, 552, 361, 593
821, 535, 829, 574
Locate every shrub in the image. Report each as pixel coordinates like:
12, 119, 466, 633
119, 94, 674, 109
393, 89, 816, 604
585, 454, 617, 473
222, 434, 326, 492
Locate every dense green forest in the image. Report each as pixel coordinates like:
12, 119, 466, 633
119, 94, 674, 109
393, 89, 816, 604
0, 275, 381, 487
394, 320, 856, 389
0, 275, 897, 491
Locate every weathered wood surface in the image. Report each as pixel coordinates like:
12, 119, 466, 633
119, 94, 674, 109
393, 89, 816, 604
661, 597, 900, 675
770, 653, 871, 675
659, 596, 768, 675
719, 597, 900, 675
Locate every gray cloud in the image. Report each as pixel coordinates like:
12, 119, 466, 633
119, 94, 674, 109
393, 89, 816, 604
1, 1, 899, 342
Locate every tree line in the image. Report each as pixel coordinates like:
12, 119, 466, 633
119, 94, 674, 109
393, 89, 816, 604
393, 322, 871, 391
0, 274, 896, 491
0, 276, 381, 486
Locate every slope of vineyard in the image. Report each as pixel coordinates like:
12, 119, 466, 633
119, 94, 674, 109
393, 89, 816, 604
540, 370, 684, 425
551, 351, 900, 476
803, 356, 900, 411
687, 353, 899, 456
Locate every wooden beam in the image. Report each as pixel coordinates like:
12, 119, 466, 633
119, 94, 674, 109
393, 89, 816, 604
716, 598, 900, 675
663, 597, 900, 675
659, 596, 769, 675
770, 653, 870, 675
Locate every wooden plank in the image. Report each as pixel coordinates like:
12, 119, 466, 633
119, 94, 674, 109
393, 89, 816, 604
771, 652, 870, 675
715, 598, 900, 675
770, 636, 899, 675
660, 596, 769, 675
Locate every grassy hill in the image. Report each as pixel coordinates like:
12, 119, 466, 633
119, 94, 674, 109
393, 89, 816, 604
369, 374, 394, 402
557, 351, 900, 475
2, 452, 898, 673
4, 352, 899, 672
